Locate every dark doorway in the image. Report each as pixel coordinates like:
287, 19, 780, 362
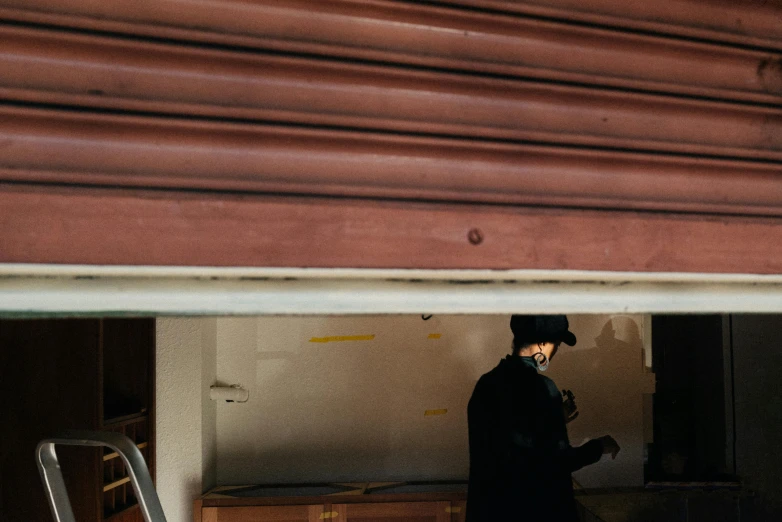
646, 315, 734, 483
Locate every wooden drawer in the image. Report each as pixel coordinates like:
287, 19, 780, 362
333, 501, 451, 522
447, 501, 465, 522
202, 505, 324, 522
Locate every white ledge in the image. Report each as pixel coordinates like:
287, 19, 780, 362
1, 264, 782, 316
2, 263, 782, 284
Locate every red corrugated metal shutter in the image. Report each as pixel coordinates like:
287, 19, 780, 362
0, 0, 781, 272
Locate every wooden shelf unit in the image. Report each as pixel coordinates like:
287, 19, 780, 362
102, 415, 152, 519
0, 318, 155, 522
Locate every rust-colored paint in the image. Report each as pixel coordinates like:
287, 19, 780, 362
0, 1, 780, 103
1, 105, 782, 217
2, 25, 781, 160
3, 183, 782, 274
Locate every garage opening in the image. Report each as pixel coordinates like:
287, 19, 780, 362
3, 310, 781, 522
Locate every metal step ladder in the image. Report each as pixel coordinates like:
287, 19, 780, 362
36, 430, 167, 522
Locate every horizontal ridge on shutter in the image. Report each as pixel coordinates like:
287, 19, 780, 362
4, 182, 782, 273
435, 0, 782, 51
1, 24, 781, 162
0, 1, 780, 103
2, 104, 782, 216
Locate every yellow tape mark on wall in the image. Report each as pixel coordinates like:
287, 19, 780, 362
320, 511, 338, 519
424, 409, 448, 416
309, 335, 375, 343
428, 333, 442, 339
446, 506, 462, 513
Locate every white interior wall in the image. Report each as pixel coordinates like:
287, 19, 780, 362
201, 318, 218, 491
156, 318, 217, 522
214, 314, 649, 487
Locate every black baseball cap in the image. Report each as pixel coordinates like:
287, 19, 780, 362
510, 315, 577, 346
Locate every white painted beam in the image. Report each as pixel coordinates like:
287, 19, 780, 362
1, 264, 782, 315
3, 264, 782, 283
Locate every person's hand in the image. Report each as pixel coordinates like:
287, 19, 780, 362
598, 435, 620, 459
562, 389, 579, 424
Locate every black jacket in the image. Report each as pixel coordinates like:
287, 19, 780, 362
466, 355, 603, 522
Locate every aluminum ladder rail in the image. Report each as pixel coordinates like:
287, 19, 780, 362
36, 430, 167, 522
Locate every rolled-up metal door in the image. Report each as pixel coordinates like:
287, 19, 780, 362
0, 0, 780, 272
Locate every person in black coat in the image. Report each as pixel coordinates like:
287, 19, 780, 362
466, 315, 620, 522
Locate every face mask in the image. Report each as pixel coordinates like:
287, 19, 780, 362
533, 348, 550, 372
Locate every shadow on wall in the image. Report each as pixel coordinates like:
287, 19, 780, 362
568, 317, 643, 428
549, 316, 647, 488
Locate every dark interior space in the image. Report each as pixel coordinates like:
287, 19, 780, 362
647, 314, 732, 483
0, 318, 155, 522
2, 314, 782, 522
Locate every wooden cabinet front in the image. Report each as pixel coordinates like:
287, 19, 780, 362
202, 505, 325, 522
195, 485, 468, 522
334, 502, 451, 522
